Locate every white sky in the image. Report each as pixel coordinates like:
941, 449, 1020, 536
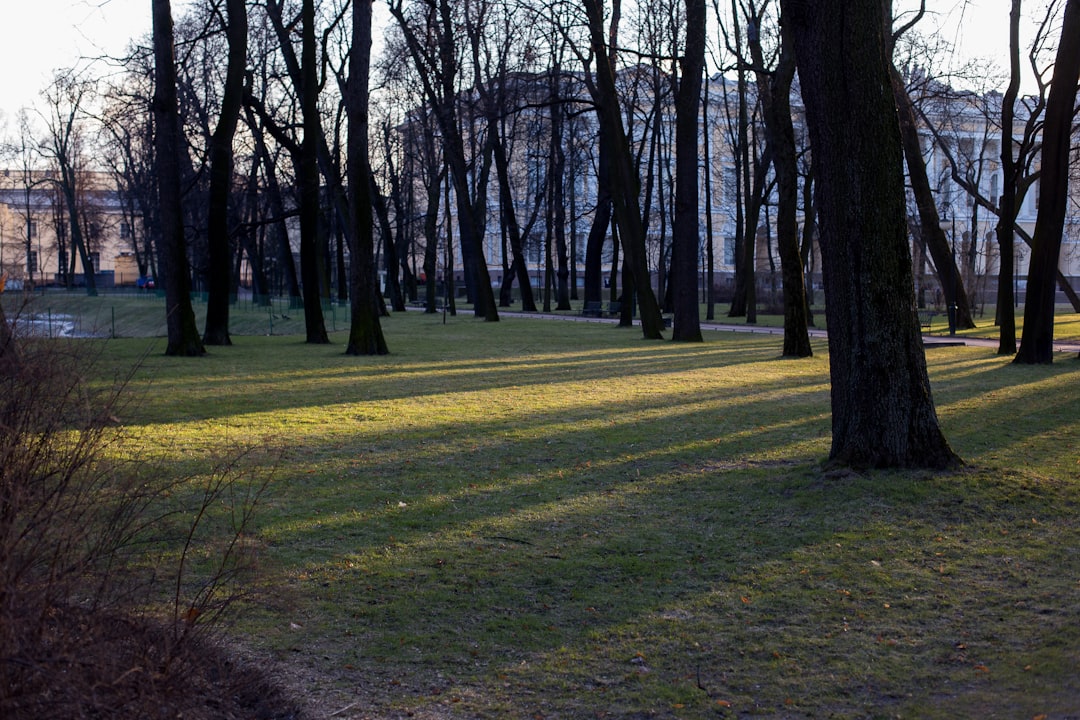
0, 0, 1034, 130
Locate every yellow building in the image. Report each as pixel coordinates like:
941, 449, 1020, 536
0, 169, 140, 290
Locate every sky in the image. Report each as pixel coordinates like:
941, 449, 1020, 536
0, 0, 1038, 129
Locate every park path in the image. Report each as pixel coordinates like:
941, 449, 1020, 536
494, 309, 1080, 355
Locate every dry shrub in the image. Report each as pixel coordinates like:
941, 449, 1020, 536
0, 305, 300, 719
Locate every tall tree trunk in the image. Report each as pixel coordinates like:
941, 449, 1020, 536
59, 181, 97, 297
152, 0, 204, 357
550, 68, 571, 312
671, 0, 705, 342
421, 147, 444, 313
583, 0, 664, 339
345, 0, 388, 355
583, 142, 612, 307
782, 0, 958, 469
889, 68, 975, 332
203, 0, 247, 345
995, 0, 1023, 354
371, 170, 405, 311
703, 75, 716, 322
490, 124, 538, 311
389, 0, 498, 320
728, 1, 753, 320
298, 0, 329, 343
749, 9, 810, 356
1015, 0, 1080, 364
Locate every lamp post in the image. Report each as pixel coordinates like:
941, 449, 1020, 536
940, 202, 957, 336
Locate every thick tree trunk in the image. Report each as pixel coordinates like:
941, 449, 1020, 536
152, 0, 204, 357
203, 0, 246, 346
782, 0, 958, 469
345, 0, 388, 355
1015, 0, 1080, 364
298, 0, 329, 343
670, 0, 705, 342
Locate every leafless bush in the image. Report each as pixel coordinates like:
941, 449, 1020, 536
0, 305, 298, 719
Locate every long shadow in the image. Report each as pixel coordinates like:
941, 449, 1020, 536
105, 322, 1080, 715
122, 333, 823, 427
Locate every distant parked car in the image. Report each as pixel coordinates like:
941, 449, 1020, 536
137, 276, 156, 290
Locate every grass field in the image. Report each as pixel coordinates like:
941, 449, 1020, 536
7, 288, 1080, 345
11, 294, 1080, 718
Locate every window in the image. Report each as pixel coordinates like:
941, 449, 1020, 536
120, 222, 131, 239
27, 220, 37, 238
723, 236, 737, 266
722, 167, 737, 207
27, 250, 37, 274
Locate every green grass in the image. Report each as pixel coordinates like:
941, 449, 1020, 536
6, 289, 1079, 348
42, 303, 1080, 717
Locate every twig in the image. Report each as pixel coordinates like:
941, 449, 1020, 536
329, 702, 359, 717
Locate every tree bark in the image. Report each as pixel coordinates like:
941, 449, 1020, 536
152, 0, 205, 357
388, 0, 499, 321
203, 0, 247, 346
345, 0, 388, 356
995, 0, 1023, 354
583, 141, 612, 307
889, 67, 976, 331
782, 0, 958, 469
748, 9, 811, 356
671, 0, 705, 342
1014, 0, 1080, 364
583, 0, 664, 339
297, 0, 330, 343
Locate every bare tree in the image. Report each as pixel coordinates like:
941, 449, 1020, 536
40, 71, 98, 296
670, 0, 705, 341
887, 5, 977, 334
1015, 0, 1080, 364
782, 0, 958, 469
462, 0, 539, 312
203, 0, 248, 346
153, 0, 205, 356
99, 65, 159, 284
745, 0, 811, 355
581, 0, 665, 338
388, 0, 500, 321
345, 0, 389, 355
